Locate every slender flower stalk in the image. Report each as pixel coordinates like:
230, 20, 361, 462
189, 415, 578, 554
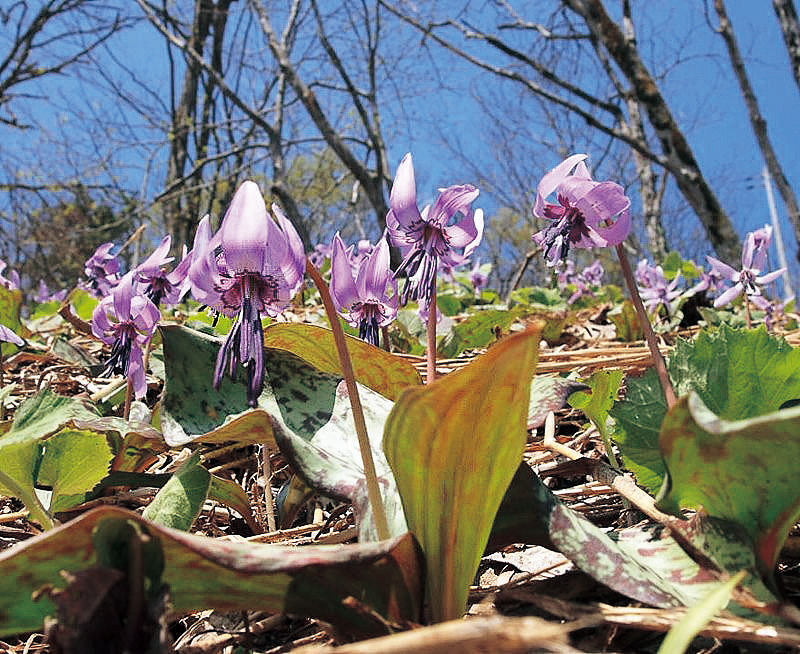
188, 181, 306, 406
306, 258, 390, 541
387, 153, 484, 383
532, 154, 675, 408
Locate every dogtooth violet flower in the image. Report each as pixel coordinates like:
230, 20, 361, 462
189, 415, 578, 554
707, 229, 785, 308
387, 153, 484, 308
188, 180, 305, 406
533, 154, 631, 267
330, 232, 398, 346
135, 234, 191, 307
636, 261, 683, 315
84, 242, 120, 297
92, 271, 161, 399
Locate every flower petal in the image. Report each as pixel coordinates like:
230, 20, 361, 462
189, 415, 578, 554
446, 207, 485, 257
330, 233, 360, 311
221, 181, 269, 274
714, 283, 744, 307
757, 267, 786, 286
112, 272, 135, 322
271, 203, 306, 292
356, 236, 392, 302
0, 323, 24, 347
533, 154, 588, 217
427, 184, 479, 228
389, 153, 422, 230
137, 235, 173, 277
575, 182, 632, 245
706, 256, 738, 281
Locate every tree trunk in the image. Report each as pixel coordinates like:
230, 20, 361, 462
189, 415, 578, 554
564, 0, 742, 263
774, 0, 800, 93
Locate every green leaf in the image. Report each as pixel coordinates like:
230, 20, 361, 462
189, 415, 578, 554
608, 300, 644, 341
657, 570, 747, 654
612, 326, 800, 493
438, 307, 524, 358
569, 369, 625, 465
657, 394, 800, 577
67, 288, 99, 322
143, 452, 211, 530
262, 322, 421, 401
0, 285, 25, 355
509, 286, 565, 308
207, 474, 260, 533
0, 506, 423, 640
529, 375, 588, 429
384, 327, 541, 622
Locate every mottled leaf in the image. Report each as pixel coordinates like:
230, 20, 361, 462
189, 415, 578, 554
0, 506, 423, 640
384, 327, 541, 622
529, 375, 589, 429
657, 394, 800, 578
262, 322, 421, 400
608, 300, 643, 341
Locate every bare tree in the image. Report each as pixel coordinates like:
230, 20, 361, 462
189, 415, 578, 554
774, 0, 800, 93
713, 0, 800, 264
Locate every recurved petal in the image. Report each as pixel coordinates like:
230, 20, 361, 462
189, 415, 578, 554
576, 182, 632, 246
271, 203, 306, 290
0, 323, 24, 347
91, 296, 114, 341
137, 235, 173, 277
428, 184, 479, 228
757, 267, 786, 286
446, 207, 484, 255
714, 283, 744, 307
112, 272, 136, 322
533, 154, 588, 217
220, 181, 269, 274
389, 153, 422, 230
706, 255, 738, 281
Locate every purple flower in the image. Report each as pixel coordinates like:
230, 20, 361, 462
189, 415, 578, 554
637, 262, 683, 315
92, 272, 161, 399
0, 323, 24, 347
330, 233, 398, 346
470, 259, 489, 293
34, 280, 67, 304
708, 231, 786, 308
188, 181, 306, 406
533, 154, 631, 267
135, 235, 191, 307
309, 241, 333, 269
751, 294, 793, 331
84, 242, 120, 298
387, 153, 484, 308
582, 260, 604, 286
0, 260, 20, 291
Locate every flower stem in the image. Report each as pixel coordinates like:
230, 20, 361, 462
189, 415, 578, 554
306, 258, 390, 541
615, 244, 677, 409
426, 292, 438, 385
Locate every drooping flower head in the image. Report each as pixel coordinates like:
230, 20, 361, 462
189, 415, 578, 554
188, 180, 306, 406
533, 154, 631, 267
708, 229, 786, 308
0, 260, 20, 291
387, 153, 484, 308
84, 242, 120, 298
330, 233, 398, 346
135, 235, 191, 307
469, 258, 489, 293
92, 272, 161, 399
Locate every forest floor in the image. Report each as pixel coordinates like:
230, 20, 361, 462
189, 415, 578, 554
3, 308, 800, 653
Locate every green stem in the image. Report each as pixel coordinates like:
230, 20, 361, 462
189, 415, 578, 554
306, 258, 390, 541
615, 244, 677, 409
426, 292, 438, 385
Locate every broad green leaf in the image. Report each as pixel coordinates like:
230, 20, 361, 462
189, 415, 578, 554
612, 326, 800, 493
273, 380, 407, 541
657, 570, 746, 654
37, 429, 112, 513
262, 322, 421, 401
657, 394, 800, 577
143, 452, 211, 530
0, 506, 423, 640
509, 286, 565, 308
207, 474, 260, 533
66, 288, 99, 322
490, 464, 777, 615
438, 307, 525, 358
569, 369, 625, 465
384, 327, 541, 622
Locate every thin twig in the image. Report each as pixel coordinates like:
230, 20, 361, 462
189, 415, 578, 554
262, 446, 277, 532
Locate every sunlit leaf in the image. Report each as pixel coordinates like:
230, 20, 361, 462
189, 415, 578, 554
384, 326, 541, 622
262, 322, 421, 401
438, 308, 525, 358
657, 394, 800, 578
608, 300, 643, 341
0, 506, 423, 640
143, 452, 211, 530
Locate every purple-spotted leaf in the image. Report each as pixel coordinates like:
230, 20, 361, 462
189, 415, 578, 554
657, 394, 800, 579
384, 327, 541, 622
274, 380, 406, 541
142, 452, 210, 530
262, 322, 421, 400
0, 506, 423, 640
490, 464, 778, 615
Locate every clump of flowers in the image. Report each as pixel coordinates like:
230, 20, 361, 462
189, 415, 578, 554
0, 260, 20, 291
34, 280, 67, 304
559, 259, 604, 305
330, 233, 397, 346
188, 180, 306, 406
135, 235, 191, 308
636, 260, 683, 316
532, 154, 631, 267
